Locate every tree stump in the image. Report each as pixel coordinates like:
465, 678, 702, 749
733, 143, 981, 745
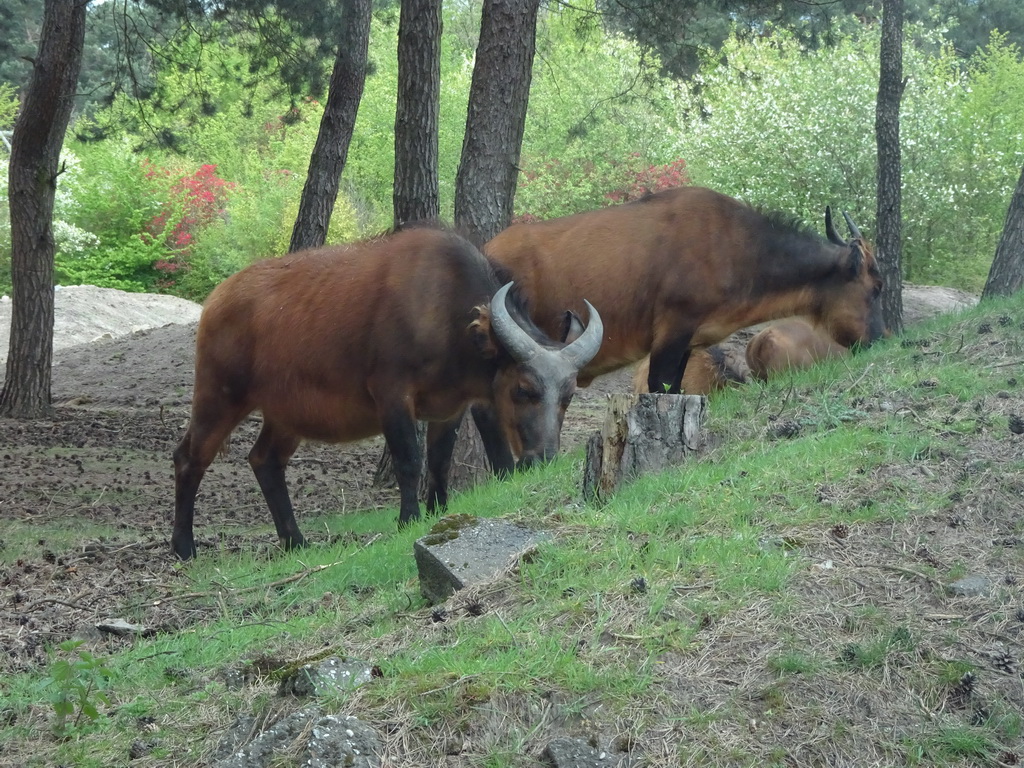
582, 393, 707, 502
374, 414, 490, 495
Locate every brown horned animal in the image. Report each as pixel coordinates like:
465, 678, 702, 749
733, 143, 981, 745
172, 227, 603, 560
485, 186, 882, 393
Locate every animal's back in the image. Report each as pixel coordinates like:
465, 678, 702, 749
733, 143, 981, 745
193, 229, 495, 441
486, 186, 756, 375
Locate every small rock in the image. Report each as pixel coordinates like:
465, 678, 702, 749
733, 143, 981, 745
542, 737, 620, 768
278, 657, 375, 698
947, 575, 993, 598
97, 618, 151, 637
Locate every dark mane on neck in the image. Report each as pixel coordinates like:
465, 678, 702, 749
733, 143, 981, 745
748, 206, 843, 291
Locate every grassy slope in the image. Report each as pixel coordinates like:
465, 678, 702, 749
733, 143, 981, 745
3, 294, 1024, 767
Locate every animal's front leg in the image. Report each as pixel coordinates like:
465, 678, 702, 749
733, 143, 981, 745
381, 408, 425, 526
470, 403, 515, 477
425, 416, 462, 513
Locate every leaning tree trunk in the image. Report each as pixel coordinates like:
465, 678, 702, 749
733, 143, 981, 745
287, 0, 371, 253
445, 0, 541, 489
981, 163, 1024, 300
875, 0, 905, 336
393, 0, 441, 228
1, 0, 89, 419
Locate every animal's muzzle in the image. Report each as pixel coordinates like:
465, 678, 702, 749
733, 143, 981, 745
516, 449, 557, 470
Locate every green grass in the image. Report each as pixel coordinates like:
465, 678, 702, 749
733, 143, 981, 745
5, 293, 1024, 766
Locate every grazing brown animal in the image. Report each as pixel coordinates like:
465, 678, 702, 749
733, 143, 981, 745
630, 346, 747, 395
485, 186, 882, 393
171, 227, 603, 560
745, 317, 851, 380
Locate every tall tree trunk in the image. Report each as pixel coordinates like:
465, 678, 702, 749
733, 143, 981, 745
875, 0, 905, 336
288, 0, 371, 253
454, 0, 540, 246
1, 0, 89, 419
981, 163, 1024, 300
446, 0, 540, 489
376, 0, 443, 488
393, 0, 441, 228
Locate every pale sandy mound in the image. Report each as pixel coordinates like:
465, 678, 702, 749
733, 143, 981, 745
0, 285, 202, 367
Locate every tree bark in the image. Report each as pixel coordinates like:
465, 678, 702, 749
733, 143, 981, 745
287, 0, 371, 253
453, 0, 540, 246
583, 394, 707, 502
446, 0, 541, 487
875, 0, 905, 336
393, 0, 441, 228
1, 0, 89, 419
981, 163, 1024, 300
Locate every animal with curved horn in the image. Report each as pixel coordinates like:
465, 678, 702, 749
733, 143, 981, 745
485, 186, 882, 393
171, 227, 603, 560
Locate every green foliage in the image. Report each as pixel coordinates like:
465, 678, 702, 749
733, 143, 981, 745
673, 23, 1024, 292
43, 640, 112, 738
0, 83, 16, 128
514, 4, 682, 219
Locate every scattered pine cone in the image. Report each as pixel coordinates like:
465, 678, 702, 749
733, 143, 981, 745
630, 576, 648, 594
978, 322, 993, 334
769, 419, 802, 439
464, 600, 486, 617
431, 608, 448, 623
947, 671, 976, 709
1009, 414, 1024, 435
998, 751, 1019, 765
999, 315, 1013, 327
947, 513, 967, 528
992, 650, 1017, 675
830, 523, 850, 540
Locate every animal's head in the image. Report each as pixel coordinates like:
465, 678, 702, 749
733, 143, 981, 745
470, 282, 603, 468
820, 207, 885, 348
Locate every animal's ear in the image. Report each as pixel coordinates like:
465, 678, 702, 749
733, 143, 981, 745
559, 310, 585, 344
841, 241, 864, 279
469, 305, 499, 359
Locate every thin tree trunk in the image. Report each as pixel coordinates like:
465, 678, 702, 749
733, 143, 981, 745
448, 0, 541, 486
394, 0, 441, 228
981, 163, 1024, 300
453, 0, 540, 246
288, 0, 371, 253
376, 0, 444, 488
2, 0, 89, 419
875, 0, 905, 335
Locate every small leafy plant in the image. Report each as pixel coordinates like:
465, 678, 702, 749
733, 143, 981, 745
43, 640, 112, 737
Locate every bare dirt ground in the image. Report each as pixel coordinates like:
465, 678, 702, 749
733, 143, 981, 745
0, 284, 978, 677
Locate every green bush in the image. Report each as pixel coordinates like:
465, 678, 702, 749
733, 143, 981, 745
673, 24, 1024, 292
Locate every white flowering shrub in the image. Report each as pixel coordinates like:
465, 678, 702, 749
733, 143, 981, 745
672, 25, 1024, 291
0, 150, 100, 292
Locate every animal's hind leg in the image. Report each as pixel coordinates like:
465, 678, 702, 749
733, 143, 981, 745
173, 401, 250, 560
648, 332, 693, 394
248, 422, 305, 552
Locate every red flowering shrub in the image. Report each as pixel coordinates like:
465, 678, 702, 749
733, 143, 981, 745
605, 158, 690, 204
144, 163, 235, 286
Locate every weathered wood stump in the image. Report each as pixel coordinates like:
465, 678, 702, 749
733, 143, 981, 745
374, 414, 490, 495
582, 393, 707, 501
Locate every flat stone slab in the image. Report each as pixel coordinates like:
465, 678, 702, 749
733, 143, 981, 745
414, 515, 550, 604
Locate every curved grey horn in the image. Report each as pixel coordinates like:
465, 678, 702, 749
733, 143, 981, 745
824, 206, 845, 245
842, 210, 863, 241
489, 281, 544, 363
562, 300, 604, 370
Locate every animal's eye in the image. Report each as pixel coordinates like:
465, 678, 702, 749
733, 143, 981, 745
514, 384, 541, 403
